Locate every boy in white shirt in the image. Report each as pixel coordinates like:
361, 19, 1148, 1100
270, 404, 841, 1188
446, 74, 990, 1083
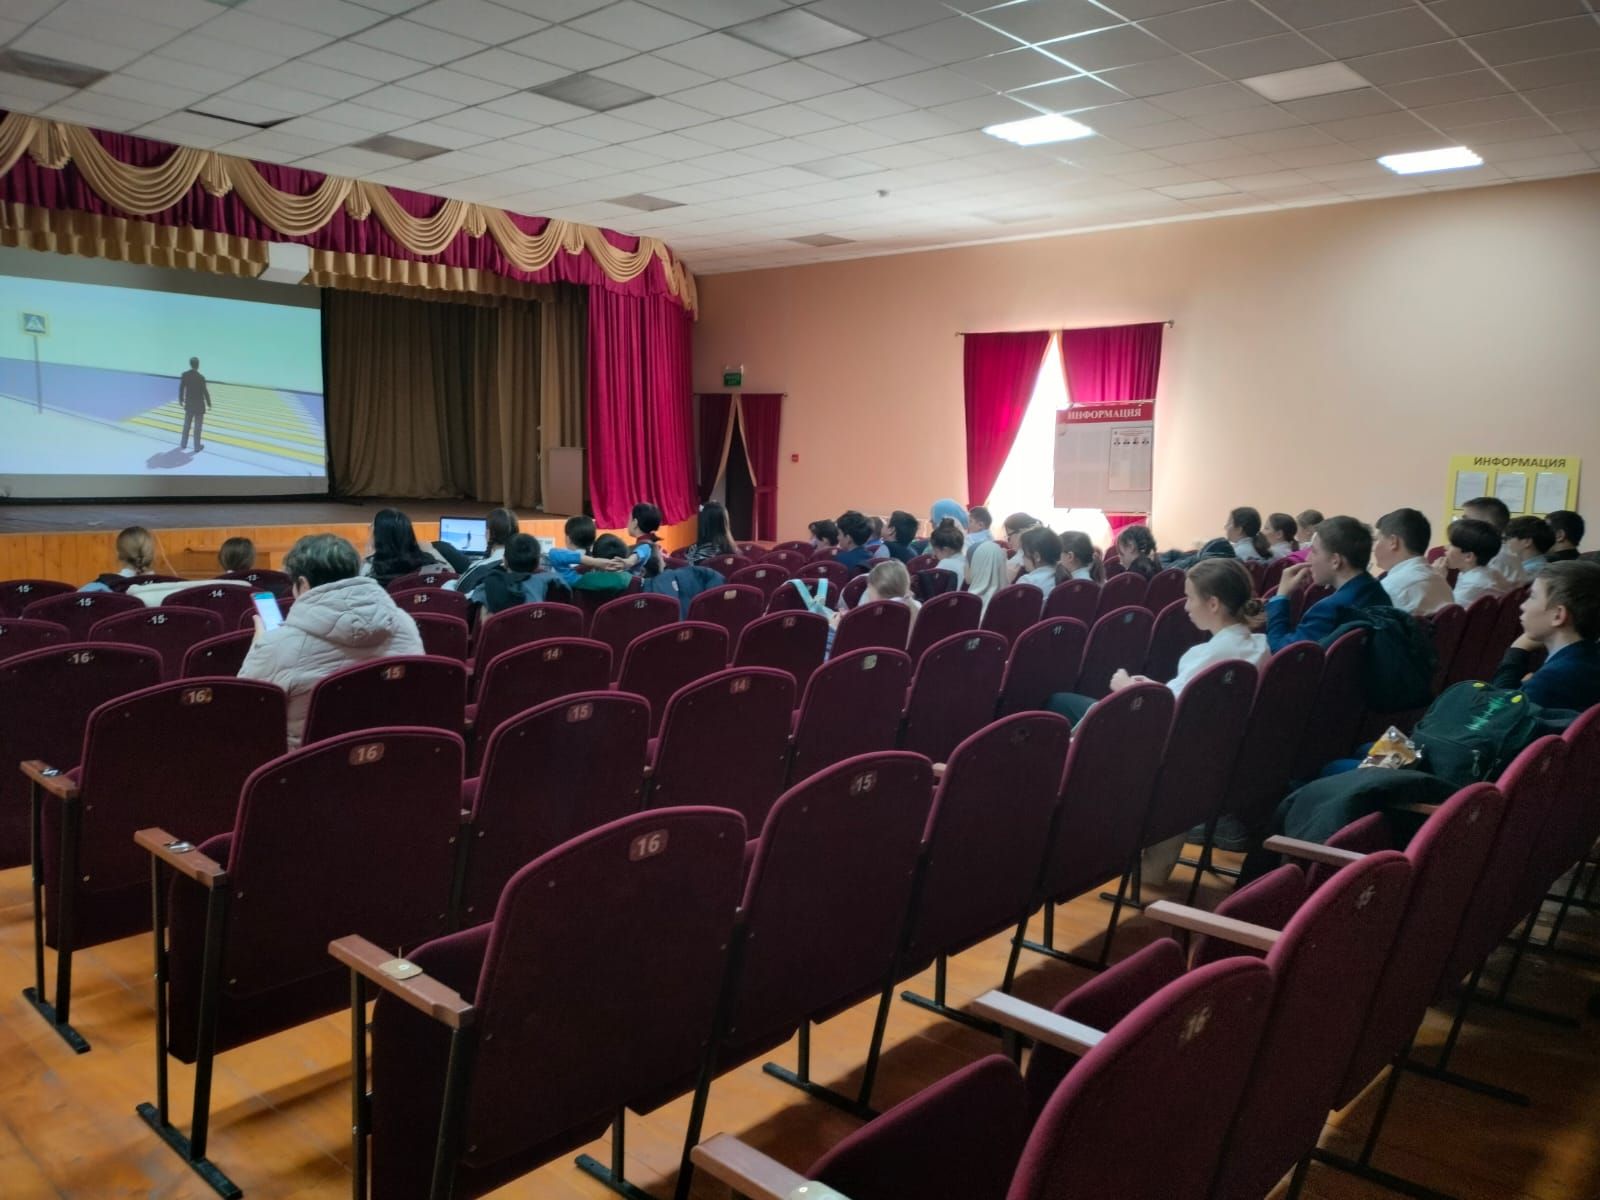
1446, 517, 1512, 607
1502, 515, 1555, 579
966, 505, 994, 551
1374, 507, 1454, 616
1461, 496, 1524, 584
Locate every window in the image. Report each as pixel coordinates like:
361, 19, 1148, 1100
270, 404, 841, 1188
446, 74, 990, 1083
986, 333, 1111, 546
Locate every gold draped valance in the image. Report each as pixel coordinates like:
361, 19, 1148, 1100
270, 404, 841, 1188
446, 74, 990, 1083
0, 111, 697, 313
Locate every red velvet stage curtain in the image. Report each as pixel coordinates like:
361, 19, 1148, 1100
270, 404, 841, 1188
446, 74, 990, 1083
737, 393, 783, 543
963, 331, 1051, 506
586, 291, 698, 529
697, 393, 734, 503
1106, 513, 1147, 539
1059, 322, 1164, 406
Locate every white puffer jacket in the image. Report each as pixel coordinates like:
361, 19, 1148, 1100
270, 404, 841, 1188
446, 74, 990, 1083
238, 575, 423, 749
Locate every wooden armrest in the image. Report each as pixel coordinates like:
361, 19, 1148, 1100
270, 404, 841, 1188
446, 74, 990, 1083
1262, 836, 1367, 868
1144, 900, 1279, 952
1390, 802, 1441, 817
328, 935, 475, 1030
134, 826, 228, 888
970, 990, 1105, 1057
690, 1134, 847, 1200
21, 760, 79, 802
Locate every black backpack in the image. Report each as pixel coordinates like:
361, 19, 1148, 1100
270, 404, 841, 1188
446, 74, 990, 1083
1321, 604, 1437, 712
1409, 681, 1547, 787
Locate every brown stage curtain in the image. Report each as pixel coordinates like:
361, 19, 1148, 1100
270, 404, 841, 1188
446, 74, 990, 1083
326, 287, 584, 506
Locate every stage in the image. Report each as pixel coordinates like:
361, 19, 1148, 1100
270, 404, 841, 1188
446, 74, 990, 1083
0, 498, 695, 583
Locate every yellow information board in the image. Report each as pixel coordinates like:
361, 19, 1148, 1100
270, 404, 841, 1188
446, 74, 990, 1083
1443, 453, 1580, 533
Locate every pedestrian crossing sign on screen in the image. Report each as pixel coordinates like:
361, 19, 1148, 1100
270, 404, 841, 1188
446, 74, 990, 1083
20, 312, 48, 335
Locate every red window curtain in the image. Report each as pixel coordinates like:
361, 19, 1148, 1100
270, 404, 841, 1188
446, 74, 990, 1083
586, 291, 698, 529
736, 393, 782, 542
1106, 513, 1147, 538
1058, 322, 1164, 406
963, 330, 1051, 507
697, 393, 734, 503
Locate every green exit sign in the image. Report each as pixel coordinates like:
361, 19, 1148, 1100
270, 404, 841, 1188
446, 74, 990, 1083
722, 369, 742, 387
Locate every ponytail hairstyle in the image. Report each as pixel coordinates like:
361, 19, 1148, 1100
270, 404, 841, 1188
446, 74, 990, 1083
1228, 506, 1270, 559
1266, 512, 1298, 551
1116, 523, 1156, 562
1059, 530, 1104, 583
116, 526, 157, 574
929, 517, 965, 555
1187, 558, 1264, 630
1018, 526, 1063, 580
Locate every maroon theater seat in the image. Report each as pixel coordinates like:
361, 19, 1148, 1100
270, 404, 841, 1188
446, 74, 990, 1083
389, 586, 471, 621
1445, 594, 1502, 686
0, 578, 73, 618
1042, 577, 1098, 625
23, 590, 145, 640
411, 612, 469, 662
1426, 603, 1468, 694
686, 583, 765, 654
468, 638, 611, 771
1291, 627, 1368, 780
387, 568, 456, 592
0, 617, 70, 662
180, 630, 255, 680
89, 606, 224, 681
840, 574, 870, 609
729, 562, 792, 601
219, 568, 293, 597
616, 622, 729, 738
590, 592, 679, 680
1074, 605, 1154, 699
998, 618, 1087, 716
907, 590, 980, 664
161, 583, 257, 631
1142, 566, 1186, 614
20, 678, 285, 1051
701, 553, 753, 576
763, 548, 809, 573
734, 611, 828, 696
458, 691, 650, 925
471, 602, 584, 683
789, 648, 912, 784
899, 631, 1007, 763
798, 559, 847, 591
300, 655, 467, 746
1095, 570, 1148, 619
1141, 598, 1206, 684
980, 584, 1044, 649
832, 599, 912, 658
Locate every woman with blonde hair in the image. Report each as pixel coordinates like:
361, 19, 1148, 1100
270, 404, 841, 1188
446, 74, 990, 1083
82, 526, 160, 590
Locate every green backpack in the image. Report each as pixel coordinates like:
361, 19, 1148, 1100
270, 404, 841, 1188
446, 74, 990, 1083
1410, 681, 1544, 787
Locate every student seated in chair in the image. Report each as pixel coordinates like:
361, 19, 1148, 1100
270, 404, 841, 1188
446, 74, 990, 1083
547, 516, 632, 588
1225, 506, 1270, 563
573, 534, 636, 597
1264, 512, 1298, 560
927, 517, 966, 587
882, 511, 918, 563
1503, 515, 1556, 580
833, 510, 877, 571
1445, 517, 1512, 608
1266, 515, 1390, 651
1492, 560, 1600, 712
473, 534, 565, 613
1373, 507, 1454, 616
1460, 495, 1523, 583
1547, 510, 1585, 563
1115, 524, 1160, 579
965, 505, 995, 553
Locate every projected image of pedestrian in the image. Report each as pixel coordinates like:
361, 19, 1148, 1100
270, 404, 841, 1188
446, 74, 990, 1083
178, 355, 211, 452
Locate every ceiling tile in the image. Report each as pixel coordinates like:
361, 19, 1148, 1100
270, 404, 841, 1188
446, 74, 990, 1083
1268, 139, 1368, 166
592, 53, 713, 93
884, 17, 1013, 65
570, 2, 708, 52
354, 83, 461, 120
612, 95, 723, 129
195, 10, 337, 56
37, 2, 181, 54
251, 61, 376, 102
655, 31, 784, 74
1303, 10, 1455, 58
1314, 109, 1436, 141
1465, 17, 1600, 66
1255, 0, 1410, 27
1498, 50, 1600, 92
406, 0, 546, 42
1069, 98, 1173, 131
304, 42, 433, 82
1009, 74, 1123, 112
86, 74, 208, 111
354, 20, 485, 65
1523, 79, 1600, 114
734, 61, 852, 101
1118, 119, 1225, 149
674, 116, 776, 147
801, 85, 911, 122
1094, 56, 1225, 98
313, 100, 418, 131
805, 0, 953, 38
802, 39, 933, 84
505, 124, 604, 154
1345, 39, 1479, 84
1384, 70, 1510, 108
238, 0, 388, 37
1147, 81, 1266, 118
490, 0, 613, 15
1410, 115, 1550, 143
870, 67, 989, 107
1044, 24, 1176, 70
1193, 34, 1330, 79
509, 25, 634, 69
1474, 133, 1581, 161
402, 67, 518, 104
483, 90, 594, 123
1497, 151, 1595, 177
1192, 104, 1305, 134
1425, 0, 1589, 37
973, 0, 1121, 45
151, 32, 287, 76
448, 48, 568, 88
673, 79, 786, 115
950, 47, 1076, 91
727, 9, 866, 56
1416, 92, 1538, 129
214, 80, 332, 116
390, 120, 496, 149
1140, 1, 1286, 52
1280, 87, 1398, 122
1231, 124, 1336, 152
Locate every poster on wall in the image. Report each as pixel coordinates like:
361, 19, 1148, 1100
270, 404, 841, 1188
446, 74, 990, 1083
1441, 453, 1580, 535
1054, 401, 1154, 513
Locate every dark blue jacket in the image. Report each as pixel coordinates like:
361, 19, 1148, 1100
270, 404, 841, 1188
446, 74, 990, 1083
1266, 571, 1392, 652
642, 565, 725, 619
1493, 640, 1600, 713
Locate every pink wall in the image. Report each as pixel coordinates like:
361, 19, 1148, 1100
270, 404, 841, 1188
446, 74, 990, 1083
693, 173, 1600, 549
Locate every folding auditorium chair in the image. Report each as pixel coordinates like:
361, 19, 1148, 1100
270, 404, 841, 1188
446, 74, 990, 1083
337, 806, 746, 1200
0, 616, 70, 662
1094, 570, 1148, 619
1041, 577, 1098, 624
763, 581, 811, 614
1073, 605, 1154, 699
614, 622, 729, 738
701, 552, 753, 576
161, 584, 257, 631
647, 667, 794, 831
300, 655, 467, 746
1142, 566, 1186, 614
0, 578, 74, 618
589, 592, 678, 679
470, 601, 584, 686
899, 631, 1007, 763
1426, 603, 1468, 694
788, 647, 913, 785
905, 554, 936, 576
1291, 627, 1368, 780
389, 585, 472, 621
135, 728, 465, 1196
906, 590, 980, 664
1259, 556, 1290, 595
456, 692, 650, 926
1012, 683, 1174, 976
467, 638, 611, 771
1141, 598, 1206, 683
411, 612, 469, 662
1526, 705, 1600, 960
728, 562, 791, 602
996, 618, 1087, 716
219, 567, 292, 597
991, 847, 1411, 1200
89, 606, 224, 680
839, 574, 870, 609
1476, 584, 1531, 681
106, 573, 183, 592
733, 611, 828, 695
1103, 660, 1259, 933
180, 630, 254, 679
831, 599, 912, 657
1445, 594, 1503, 685
892, 713, 1072, 1047
0, 644, 162, 869
685, 582, 764, 654
23, 590, 145, 640
772, 542, 812, 557
663, 752, 935, 1200
978, 583, 1043, 649
19, 678, 284, 1051
762, 548, 808, 573
798, 559, 848, 591
387, 568, 456, 592
1261, 783, 1504, 1198
692, 954, 1273, 1200
1292, 580, 1333, 624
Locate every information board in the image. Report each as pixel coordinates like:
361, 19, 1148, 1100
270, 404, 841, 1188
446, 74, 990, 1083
1054, 401, 1154, 513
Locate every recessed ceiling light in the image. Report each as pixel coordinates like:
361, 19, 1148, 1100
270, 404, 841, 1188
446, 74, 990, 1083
728, 10, 865, 57
1241, 62, 1368, 102
609, 194, 683, 211
1378, 146, 1483, 174
982, 113, 1095, 147
0, 47, 107, 89
789, 234, 853, 247
352, 134, 450, 161
531, 72, 652, 112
